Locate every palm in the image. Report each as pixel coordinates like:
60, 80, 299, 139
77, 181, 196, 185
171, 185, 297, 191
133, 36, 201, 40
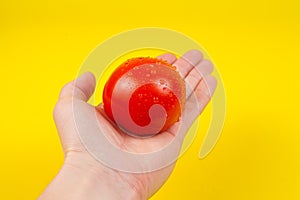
53, 50, 216, 199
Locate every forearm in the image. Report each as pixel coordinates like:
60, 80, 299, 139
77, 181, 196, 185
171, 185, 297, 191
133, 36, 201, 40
39, 163, 140, 200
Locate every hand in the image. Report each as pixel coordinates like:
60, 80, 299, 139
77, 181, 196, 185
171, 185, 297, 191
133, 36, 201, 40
39, 50, 217, 200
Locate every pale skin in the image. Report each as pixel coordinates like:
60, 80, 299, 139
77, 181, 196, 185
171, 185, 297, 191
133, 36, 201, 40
39, 50, 217, 200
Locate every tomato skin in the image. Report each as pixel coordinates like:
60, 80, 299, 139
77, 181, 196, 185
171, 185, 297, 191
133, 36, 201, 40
103, 57, 175, 122
102, 57, 185, 136
129, 83, 181, 132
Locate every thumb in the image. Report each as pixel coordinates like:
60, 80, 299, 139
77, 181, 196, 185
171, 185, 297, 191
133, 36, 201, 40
59, 72, 96, 102
53, 72, 96, 153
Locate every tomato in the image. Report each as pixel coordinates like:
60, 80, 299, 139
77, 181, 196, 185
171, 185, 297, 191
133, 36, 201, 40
102, 57, 185, 137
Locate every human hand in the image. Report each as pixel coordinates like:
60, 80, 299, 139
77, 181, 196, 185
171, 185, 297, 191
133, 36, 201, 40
39, 50, 217, 200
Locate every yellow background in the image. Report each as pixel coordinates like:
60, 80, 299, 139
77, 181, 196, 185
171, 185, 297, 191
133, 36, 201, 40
1, 0, 300, 199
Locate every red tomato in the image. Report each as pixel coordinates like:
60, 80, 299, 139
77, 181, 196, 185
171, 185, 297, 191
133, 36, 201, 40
102, 57, 185, 137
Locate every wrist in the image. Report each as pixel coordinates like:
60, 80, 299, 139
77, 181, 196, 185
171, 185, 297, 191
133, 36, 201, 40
39, 154, 141, 200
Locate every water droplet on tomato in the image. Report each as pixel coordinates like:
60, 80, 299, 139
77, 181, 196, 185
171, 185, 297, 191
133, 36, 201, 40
150, 69, 156, 74
159, 79, 166, 85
